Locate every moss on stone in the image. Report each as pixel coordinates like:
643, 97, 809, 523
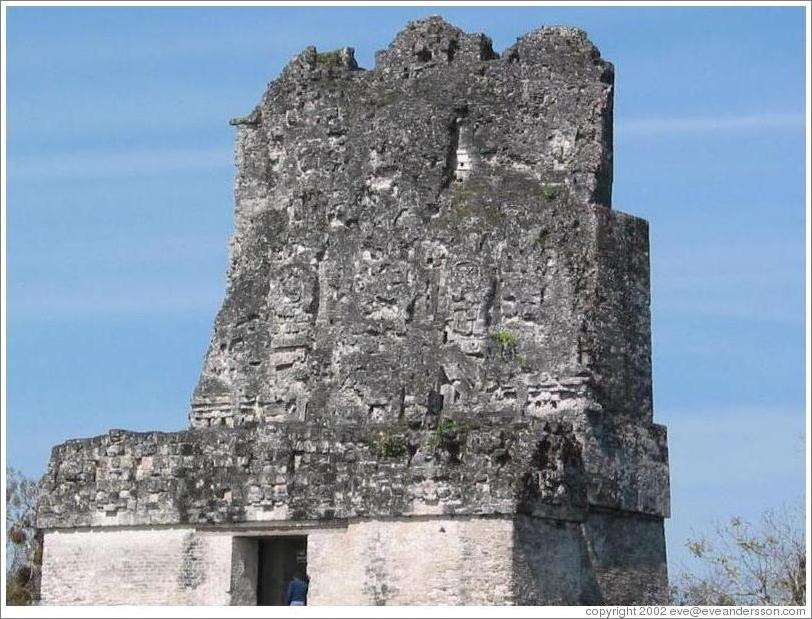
429, 418, 475, 458
316, 50, 343, 67
369, 425, 409, 458
492, 329, 519, 356
433, 180, 503, 232
541, 184, 561, 200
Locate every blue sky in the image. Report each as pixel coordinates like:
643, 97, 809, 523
4, 6, 807, 573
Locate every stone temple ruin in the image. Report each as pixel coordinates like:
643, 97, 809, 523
37, 17, 670, 605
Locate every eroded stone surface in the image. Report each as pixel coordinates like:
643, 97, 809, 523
192, 17, 628, 429
38, 17, 670, 605
37, 413, 668, 529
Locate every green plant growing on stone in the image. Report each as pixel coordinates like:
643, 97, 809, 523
492, 329, 519, 358
451, 182, 474, 207
429, 419, 470, 461
315, 50, 343, 67
449, 182, 481, 218
435, 418, 460, 436
541, 184, 561, 200
369, 427, 409, 458
435, 181, 502, 231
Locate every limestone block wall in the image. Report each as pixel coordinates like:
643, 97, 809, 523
513, 512, 667, 605
40, 518, 514, 606
229, 536, 259, 605
40, 514, 666, 605
579, 509, 668, 605
37, 417, 669, 530
40, 528, 232, 605
307, 517, 515, 605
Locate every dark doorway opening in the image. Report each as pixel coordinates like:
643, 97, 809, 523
257, 536, 308, 606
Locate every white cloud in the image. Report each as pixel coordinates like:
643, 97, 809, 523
617, 113, 805, 137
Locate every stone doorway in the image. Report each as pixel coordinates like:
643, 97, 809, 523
257, 536, 308, 606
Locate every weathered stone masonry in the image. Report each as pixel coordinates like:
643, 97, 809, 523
38, 17, 670, 605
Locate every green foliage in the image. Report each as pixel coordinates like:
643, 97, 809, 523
671, 504, 806, 606
369, 426, 409, 458
541, 184, 561, 200
492, 330, 519, 357
315, 50, 343, 67
5, 467, 42, 605
435, 418, 460, 437
429, 419, 472, 457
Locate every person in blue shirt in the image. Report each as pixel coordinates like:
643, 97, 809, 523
286, 570, 308, 606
